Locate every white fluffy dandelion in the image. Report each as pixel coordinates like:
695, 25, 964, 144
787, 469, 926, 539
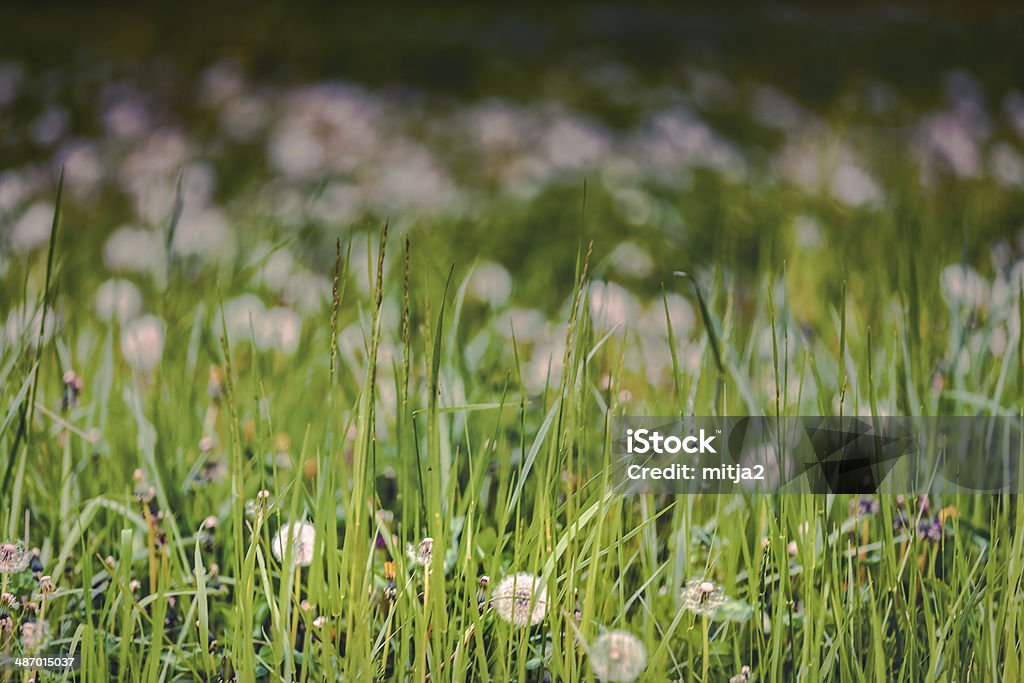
21, 619, 48, 651
120, 315, 165, 371
490, 572, 547, 627
682, 579, 727, 617
940, 264, 989, 310
467, 261, 512, 307
0, 542, 30, 574
102, 226, 166, 276
405, 537, 433, 567
589, 629, 648, 682
271, 521, 316, 567
7, 201, 54, 253
95, 278, 142, 323
730, 665, 753, 683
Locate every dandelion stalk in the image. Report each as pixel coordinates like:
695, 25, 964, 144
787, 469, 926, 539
701, 616, 710, 683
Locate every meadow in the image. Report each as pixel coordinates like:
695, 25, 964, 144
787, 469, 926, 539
2, 6, 1024, 681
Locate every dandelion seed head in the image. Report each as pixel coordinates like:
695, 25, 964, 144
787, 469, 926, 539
405, 537, 433, 567
730, 664, 753, 683
682, 578, 726, 616
589, 629, 648, 682
37, 575, 54, 598
7, 201, 54, 254
95, 278, 142, 323
0, 542, 30, 574
21, 619, 47, 650
467, 261, 513, 307
941, 264, 990, 310
102, 226, 166, 276
491, 572, 547, 627
120, 315, 165, 371
272, 521, 316, 567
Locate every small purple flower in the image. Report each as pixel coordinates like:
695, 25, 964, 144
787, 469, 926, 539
854, 496, 879, 516
60, 370, 84, 411
917, 516, 943, 542
893, 510, 910, 532
917, 495, 930, 514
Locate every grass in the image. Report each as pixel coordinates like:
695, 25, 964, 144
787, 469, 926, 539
0, 179, 1021, 682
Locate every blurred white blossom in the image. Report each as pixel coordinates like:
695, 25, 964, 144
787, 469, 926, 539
95, 278, 142, 322
120, 315, 165, 370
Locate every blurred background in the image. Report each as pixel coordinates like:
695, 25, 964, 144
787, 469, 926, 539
1, 3, 1023, 396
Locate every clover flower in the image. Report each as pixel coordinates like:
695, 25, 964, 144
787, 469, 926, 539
491, 573, 547, 627
682, 579, 726, 617
272, 521, 316, 567
0, 542, 30, 574
589, 629, 648, 682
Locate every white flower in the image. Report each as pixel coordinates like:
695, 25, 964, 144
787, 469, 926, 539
405, 537, 433, 567
120, 315, 165, 371
607, 241, 655, 279
257, 307, 302, 354
490, 573, 547, 627
58, 141, 104, 196
103, 226, 166, 275
272, 521, 316, 567
940, 264, 990, 309
989, 142, 1024, 187
171, 207, 235, 261
282, 273, 331, 314
750, 85, 806, 131
219, 294, 266, 344
0, 542, 30, 573
0, 170, 29, 214
589, 630, 648, 682
589, 281, 639, 331
541, 113, 610, 173
500, 307, 546, 342
95, 278, 142, 322
7, 201, 54, 253
682, 579, 727, 617
21, 619, 48, 650
468, 261, 512, 307
829, 162, 883, 208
